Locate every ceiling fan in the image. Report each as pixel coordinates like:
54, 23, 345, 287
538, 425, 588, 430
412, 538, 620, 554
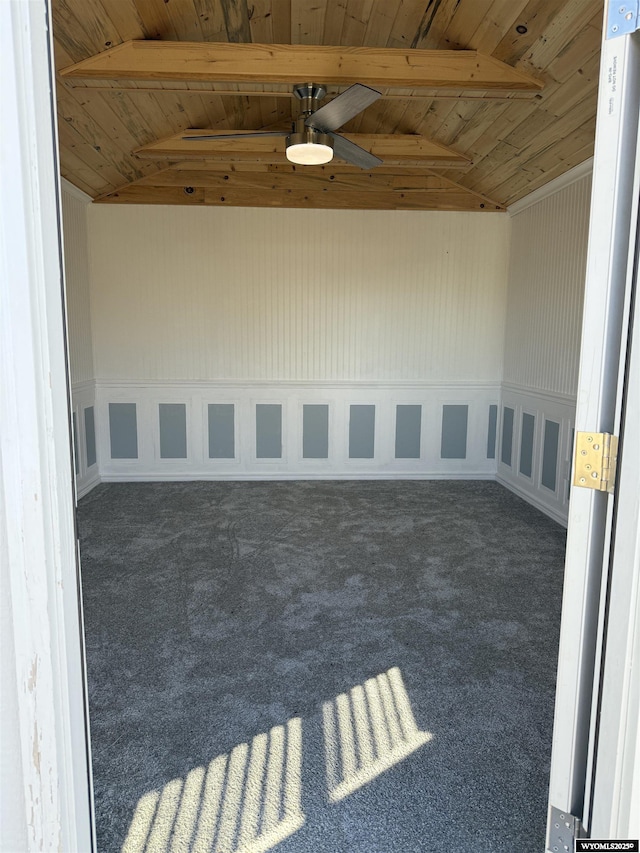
182, 83, 384, 169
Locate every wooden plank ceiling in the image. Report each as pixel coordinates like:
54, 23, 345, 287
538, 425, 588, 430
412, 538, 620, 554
53, 0, 603, 212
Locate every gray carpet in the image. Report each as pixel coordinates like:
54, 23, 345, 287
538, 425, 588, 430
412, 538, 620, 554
77, 480, 565, 853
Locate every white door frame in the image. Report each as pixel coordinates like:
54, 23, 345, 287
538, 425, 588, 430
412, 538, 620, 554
589, 172, 640, 840
2, 0, 639, 850
0, 1, 94, 850
547, 3, 640, 847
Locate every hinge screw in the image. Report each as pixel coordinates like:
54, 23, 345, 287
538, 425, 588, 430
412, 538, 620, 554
612, 23, 619, 31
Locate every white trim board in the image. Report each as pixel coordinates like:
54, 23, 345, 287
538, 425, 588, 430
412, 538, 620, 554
94, 379, 501, 390
61, 176, 92, 205
100, 471, 496, 483
501, 383, 577, 406
1, 2, 93, 849
508, 158, 594, 217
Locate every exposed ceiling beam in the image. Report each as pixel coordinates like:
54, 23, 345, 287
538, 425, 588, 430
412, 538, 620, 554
94, 164, 504, 211
120, 167, 473, 192
135, 131, 471, 169
60, 41, 544, 93
94, 183, 503, 211
62, 85, 537, 102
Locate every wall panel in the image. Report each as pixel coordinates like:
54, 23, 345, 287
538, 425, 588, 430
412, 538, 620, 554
96, 381, 499, 482
69, 381, 99, 498
503, 173, 591, 397
497, 385, 574, 525
499, 166, 592, 524
87, 206, 510, 384
62, 189, 93, 386
62, 186, 98, 497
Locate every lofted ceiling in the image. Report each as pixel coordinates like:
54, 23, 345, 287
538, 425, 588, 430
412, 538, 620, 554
53, 0, 603, 212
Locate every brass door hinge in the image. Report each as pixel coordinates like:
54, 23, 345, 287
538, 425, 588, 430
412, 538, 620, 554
573, 432, 619, 493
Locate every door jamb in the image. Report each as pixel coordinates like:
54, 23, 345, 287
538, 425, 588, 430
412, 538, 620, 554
0, 1, 94, 849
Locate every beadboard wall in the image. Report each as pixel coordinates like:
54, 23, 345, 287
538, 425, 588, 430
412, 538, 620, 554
62, 184, 98, 497
81, 205, 510, 482
498, 163, 593, 523
62, 188, 93, 386
86, 206, 510, 383
503, 169, 592, 397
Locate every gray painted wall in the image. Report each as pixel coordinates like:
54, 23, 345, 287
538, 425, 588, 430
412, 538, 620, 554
108, 403, 138, 459
501, 407, 514, 467
541, 419, 560, 491
349, 405, 375, 459
395, 405, 421, 459
256, 404, 282, 459
303, 405, 329, 459
208, 404, 235, 459
487, 404, 498, 459
441, 405, 468, 459
159, 404, 187, 459
84, 406, 96, 468
519, 412, 535, 478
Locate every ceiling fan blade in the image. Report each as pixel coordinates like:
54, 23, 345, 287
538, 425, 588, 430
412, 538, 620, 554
182, 131, 288, 140
305, 84, 381, 133
329, 133, 383, 169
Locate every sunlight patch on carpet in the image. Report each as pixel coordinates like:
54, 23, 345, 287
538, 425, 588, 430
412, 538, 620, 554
121, 718, 304, 853
323, 667, 433, 802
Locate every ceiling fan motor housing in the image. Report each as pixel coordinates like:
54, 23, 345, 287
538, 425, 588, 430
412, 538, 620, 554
293, 83, 327, 114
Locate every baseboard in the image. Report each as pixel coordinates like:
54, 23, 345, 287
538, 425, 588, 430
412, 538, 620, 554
99, 471, 497, 483
76, 469, 101, 499
496, 473, 567, 527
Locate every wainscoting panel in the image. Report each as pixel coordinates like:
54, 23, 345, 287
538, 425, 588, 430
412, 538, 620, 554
497, 384, 576, 525
95, 382, 500, 482
71, 381, 100, 498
